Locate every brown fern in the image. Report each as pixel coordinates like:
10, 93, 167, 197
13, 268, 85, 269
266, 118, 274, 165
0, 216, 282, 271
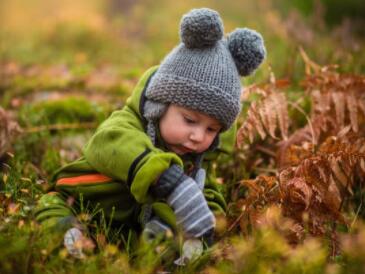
229, 175, 281, 234
234, 137, 364, 248
237, 85, 289, 146
278, 133, 365, 240
233, 51, 365, 253
302, 69, 365, 138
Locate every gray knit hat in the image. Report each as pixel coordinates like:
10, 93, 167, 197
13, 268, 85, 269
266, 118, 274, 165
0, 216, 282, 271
144, 8, 266, 135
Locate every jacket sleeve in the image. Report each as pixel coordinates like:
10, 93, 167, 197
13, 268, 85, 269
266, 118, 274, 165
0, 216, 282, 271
34, 192, 76, 231
83, 105, 183, 204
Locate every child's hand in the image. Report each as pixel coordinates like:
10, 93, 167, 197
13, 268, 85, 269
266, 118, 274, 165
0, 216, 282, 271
174, 238, 204, 266
154, 165, 215, 238
193, 168, 206, 190
64, 227, 85, 259
142, 217, 172, 242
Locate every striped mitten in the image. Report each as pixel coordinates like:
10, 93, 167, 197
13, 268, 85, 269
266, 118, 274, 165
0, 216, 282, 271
154, 165, 215, 238
193, 167, 206, 190
142, 217, 172, 242
64, 227, 85, 259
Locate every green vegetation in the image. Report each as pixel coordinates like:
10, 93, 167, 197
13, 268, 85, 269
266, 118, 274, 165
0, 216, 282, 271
0, 0, 364, 273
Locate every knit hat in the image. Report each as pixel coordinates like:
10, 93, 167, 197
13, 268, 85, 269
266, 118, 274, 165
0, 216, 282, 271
144, 8, 266, 142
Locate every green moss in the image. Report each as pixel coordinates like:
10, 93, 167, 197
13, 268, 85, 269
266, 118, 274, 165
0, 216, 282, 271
19, 96, 109, 126
41, 148, 61, 177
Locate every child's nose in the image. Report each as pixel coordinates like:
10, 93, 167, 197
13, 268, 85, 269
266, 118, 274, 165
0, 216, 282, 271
189, 128, 205, 143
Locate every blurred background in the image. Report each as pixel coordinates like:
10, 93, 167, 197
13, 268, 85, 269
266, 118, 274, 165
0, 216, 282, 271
1, 0, 364, 153
0, 0, 364, 150
1, 0, 364, 81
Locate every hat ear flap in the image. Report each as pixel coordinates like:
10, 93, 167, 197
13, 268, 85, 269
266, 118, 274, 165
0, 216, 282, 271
227, 28, 266, 76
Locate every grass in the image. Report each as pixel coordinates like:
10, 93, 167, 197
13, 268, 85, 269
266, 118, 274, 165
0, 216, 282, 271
1, 0, 365, 273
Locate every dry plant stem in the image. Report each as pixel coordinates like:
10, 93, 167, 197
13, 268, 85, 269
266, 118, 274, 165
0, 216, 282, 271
255, 144, 276, 157
27, 161, 47, 180
24, 122, 97, 134
299, 46, 321, 75
288, 101, 317, 149
330, 226, 337, 259
227, 210, 246, 232
350, 184, 364, 230
253, 167, 277, 174
24, 231, 36, 274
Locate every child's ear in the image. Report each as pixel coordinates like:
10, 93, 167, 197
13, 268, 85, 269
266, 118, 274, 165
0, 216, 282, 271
227, 28, 266, 76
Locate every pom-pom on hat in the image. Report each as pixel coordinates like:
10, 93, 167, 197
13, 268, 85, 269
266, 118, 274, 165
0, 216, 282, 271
145, 8, 266, 132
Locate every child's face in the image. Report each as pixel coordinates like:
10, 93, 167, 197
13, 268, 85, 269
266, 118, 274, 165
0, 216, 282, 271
159, 104, 222, 155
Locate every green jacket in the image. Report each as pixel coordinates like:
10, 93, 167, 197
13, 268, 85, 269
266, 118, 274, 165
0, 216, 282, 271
35, 66, 236, 231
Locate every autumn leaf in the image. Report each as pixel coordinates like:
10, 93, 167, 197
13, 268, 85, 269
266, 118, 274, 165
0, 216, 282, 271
0, 107, 22, 158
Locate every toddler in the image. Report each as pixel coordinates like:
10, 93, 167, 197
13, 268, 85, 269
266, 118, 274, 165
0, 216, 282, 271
35, 8, 266, 259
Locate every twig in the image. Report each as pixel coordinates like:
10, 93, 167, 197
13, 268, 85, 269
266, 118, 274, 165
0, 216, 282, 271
253, 167, 277, 174
299, 46, 321, 75
227, 210, 245, 232
288, 101, 317, 150
255, 144, 276, 157
350, 182, 364, 230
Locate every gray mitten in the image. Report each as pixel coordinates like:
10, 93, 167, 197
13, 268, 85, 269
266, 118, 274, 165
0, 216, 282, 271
154, 165, 215, 238
168, 178, 215, 237
142, 217, 172, 242
64, 227, 85, 259
193, 168, 206, 190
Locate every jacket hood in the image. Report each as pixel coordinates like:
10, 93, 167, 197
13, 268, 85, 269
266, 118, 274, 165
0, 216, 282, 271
125, 66, 159, 121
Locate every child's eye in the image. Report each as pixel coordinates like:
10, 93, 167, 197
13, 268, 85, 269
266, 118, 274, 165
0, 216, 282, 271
184, 116, 196, 124
207, 127, 219, 133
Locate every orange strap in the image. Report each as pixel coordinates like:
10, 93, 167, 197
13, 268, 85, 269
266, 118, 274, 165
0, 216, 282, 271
56, 174, 112, 186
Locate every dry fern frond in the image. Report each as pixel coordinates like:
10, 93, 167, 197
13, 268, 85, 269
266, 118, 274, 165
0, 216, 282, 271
332, 92, 345, 126
281, 177, 312, 211
276, 127, 315, 169
237, 88, 290, 147
274, 93, 290, 140
229, 175, 281, 234
277, 134, 365, 239
347, 91, 359, 132
277, 66, 365, 168
302, 68, 365, 137
234, 51, 365, 251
